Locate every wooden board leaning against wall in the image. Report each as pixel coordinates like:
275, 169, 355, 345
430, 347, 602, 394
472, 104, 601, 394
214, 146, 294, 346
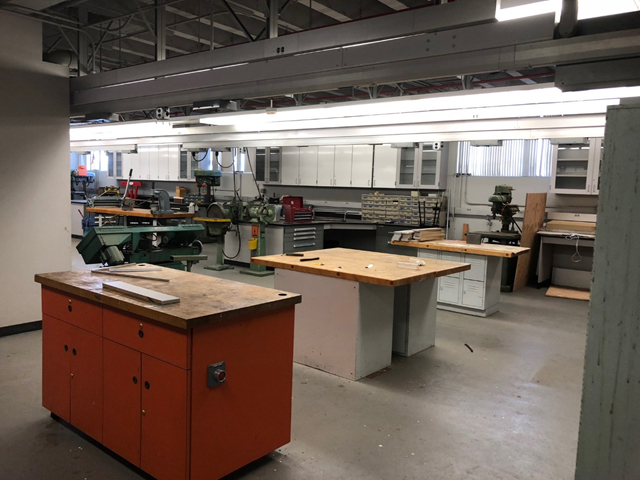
513, 193, 547, 292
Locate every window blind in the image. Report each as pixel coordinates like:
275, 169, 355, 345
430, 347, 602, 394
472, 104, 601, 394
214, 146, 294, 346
457, 139, 552, 177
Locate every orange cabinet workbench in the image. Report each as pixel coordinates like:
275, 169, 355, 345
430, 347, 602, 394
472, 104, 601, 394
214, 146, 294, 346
35, 269, 301, 480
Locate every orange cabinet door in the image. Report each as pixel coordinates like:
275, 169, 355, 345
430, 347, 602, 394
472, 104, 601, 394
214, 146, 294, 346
103, 339, 141, 467
69, 326, 103, 442
141, 355, 188, 480
42, 315, 72, 422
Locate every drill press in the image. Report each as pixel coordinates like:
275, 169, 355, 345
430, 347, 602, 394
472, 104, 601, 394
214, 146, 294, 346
488, 185, 521, 234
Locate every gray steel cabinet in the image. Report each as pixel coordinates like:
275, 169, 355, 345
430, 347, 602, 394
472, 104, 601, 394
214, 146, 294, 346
283, 225, 324, 253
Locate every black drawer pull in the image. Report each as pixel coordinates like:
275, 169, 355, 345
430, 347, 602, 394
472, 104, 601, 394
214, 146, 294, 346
64, 345, 68, 352
138, 330, 144, 338
133, 376, 138, 385
68, 305, 72, 312
72, 348, 77, 356
144, 381, 150, 390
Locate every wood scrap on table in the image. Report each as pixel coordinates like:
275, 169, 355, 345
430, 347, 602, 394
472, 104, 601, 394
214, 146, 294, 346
102, 281, 180, 305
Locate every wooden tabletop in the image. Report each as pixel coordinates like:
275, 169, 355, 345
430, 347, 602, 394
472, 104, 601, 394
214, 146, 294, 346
35, 269, 301, 330
251, 247, 470, 287
86, 206, 195, 219
391, 240, 530, 258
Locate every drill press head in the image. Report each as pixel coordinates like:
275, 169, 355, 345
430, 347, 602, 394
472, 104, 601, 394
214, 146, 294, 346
488, 185, 520, 233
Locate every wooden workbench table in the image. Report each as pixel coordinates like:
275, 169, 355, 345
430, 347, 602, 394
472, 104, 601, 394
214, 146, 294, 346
253, 248, 470, 380
390, 240, 530, 317
86, 206, 195, 226
35, 269, 301, 480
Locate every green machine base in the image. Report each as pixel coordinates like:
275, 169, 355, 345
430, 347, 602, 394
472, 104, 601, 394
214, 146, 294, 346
205, 264, 234, 272
239, 267, 274, 277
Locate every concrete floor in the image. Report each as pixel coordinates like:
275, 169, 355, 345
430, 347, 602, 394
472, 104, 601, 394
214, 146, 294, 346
0, 241, 588, 480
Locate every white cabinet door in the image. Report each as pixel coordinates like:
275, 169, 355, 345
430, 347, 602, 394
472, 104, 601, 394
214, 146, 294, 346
550, 142, 592, 195
129, 152, 141, 180
373, 145, 398, 188
138, 146, 151, 180
317, 146, 335, 186
121, 153, 132, 179
463, 254, 487, 282
462, 280, 484, 309
281, 147, 300, 185
589, 137, 603, 195
439, 277, 460, 304
351, 145, 373, 187
299, 146, 318, 185
334, 145, 353, 187
156, 145, 170, 180
167, 145, 181, 181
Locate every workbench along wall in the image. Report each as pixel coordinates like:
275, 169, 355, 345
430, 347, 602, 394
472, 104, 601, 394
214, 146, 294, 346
0, 12, 71, 328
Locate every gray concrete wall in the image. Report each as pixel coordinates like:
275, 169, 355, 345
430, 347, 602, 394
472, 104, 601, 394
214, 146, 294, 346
0, 12, 71, 327
574, 102, 640, 480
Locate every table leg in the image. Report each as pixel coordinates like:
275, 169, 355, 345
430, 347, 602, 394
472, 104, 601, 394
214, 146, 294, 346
392, 278, 437, 357
275, 269, 394, 381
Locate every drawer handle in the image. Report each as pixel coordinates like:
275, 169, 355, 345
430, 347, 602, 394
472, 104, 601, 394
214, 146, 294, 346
145, 381, 150, 390
138, 330, 144, 338
72, 348, 77, 356
68, 305, 72, 312
133, 376, 138, 385
64, 345, 68, 352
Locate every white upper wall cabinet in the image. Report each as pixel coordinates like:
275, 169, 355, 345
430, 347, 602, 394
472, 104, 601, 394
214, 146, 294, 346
351, 145, 373, 187
551, 138, 602, 195
373, 145, 398, 188
299, 146, 319, 186
317, 146, 335, 186
116, 145, 185, 182
334, 145, 353, 187
396, 143, 448, 189
281, 147, 300, 185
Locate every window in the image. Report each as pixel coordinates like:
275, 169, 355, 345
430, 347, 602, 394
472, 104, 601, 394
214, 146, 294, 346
456, 139, 552, 177
88, 150, 109, 172
233, 148, 246, 172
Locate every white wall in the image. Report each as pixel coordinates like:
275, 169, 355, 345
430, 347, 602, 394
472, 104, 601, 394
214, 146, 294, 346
444, 142, 599, 239
0, 12, 71, 328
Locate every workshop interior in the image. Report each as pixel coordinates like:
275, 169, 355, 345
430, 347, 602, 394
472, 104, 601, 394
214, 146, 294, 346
1, 0, 640, 479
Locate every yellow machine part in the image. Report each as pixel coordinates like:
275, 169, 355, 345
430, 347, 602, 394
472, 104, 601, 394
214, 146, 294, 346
248, 238, 258, 250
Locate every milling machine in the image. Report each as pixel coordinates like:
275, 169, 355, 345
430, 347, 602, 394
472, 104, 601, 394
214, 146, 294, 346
76, 224, 206, 271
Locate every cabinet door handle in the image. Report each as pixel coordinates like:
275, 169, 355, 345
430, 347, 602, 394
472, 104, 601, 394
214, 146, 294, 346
72, 348, 77, 356
64, 345, 68, 352
142, 410, 146, 416
144, 381, 150, 390
138, 330, 144, 338
133, 376, 138, 385
70, 373, 74, 378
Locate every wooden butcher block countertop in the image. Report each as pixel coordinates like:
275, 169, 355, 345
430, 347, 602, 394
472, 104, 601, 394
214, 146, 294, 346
35, 268, 301, 330
86, 206, 195, 219
251, 247, 470, 288
391, 240, 530, 258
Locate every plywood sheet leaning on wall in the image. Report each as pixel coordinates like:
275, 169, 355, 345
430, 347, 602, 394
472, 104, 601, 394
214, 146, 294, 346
513, 193, 547, 292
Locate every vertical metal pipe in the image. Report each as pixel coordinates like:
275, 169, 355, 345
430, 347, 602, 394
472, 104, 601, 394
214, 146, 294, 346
210, 6, 215, 50
269, 0, 279, 38
156, 1, 167, 60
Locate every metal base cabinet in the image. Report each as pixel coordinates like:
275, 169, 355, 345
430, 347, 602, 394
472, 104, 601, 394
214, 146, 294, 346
41, 286, 295, 480
418, 250, 502, 317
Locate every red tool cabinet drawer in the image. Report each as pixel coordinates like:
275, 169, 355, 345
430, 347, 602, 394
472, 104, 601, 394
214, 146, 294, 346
42, 287, 102, 336
103, 307, 189, 369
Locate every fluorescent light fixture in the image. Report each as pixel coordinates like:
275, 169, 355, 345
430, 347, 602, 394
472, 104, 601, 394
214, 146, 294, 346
496, 0, 640, 21
496, 0, 559, 21
71, 144, 137, 153
70, 121, 182, 142
198, 85, 640, 131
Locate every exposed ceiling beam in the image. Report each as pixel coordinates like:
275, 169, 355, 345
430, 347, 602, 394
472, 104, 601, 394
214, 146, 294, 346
170, 29, 223, 48
223, 0, 301, 32
506, 69, 538, 85
165, 5, 247, 38
112, 45, 155, 60
307, 0, 352, 22
376, 0, 408, 10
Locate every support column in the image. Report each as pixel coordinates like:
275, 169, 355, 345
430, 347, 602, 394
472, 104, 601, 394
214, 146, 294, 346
156, 2, 166, 61
269, 0, 279, 39
574, 101, 640, 479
